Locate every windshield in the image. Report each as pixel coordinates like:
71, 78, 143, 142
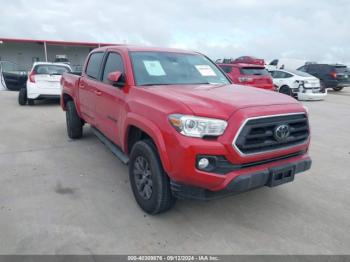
240, 67, 269, 76
34, 65, 71, 75
130, 51, 230, 86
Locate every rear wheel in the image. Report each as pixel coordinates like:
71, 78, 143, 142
66, 101, 83, 139
279, 85, 292, 97
18, 88, 27, 106
333, 87, 344, 91
129, 140, 176, 214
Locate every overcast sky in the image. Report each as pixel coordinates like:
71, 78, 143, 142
0, 0, 349, 63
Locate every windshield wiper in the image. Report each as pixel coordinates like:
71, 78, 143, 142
140, 83, 175, 86
140, 82, 212, 86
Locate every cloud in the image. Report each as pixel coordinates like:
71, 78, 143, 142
0, 0, 349, 63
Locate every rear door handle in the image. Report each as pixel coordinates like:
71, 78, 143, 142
95, 90, 102, 96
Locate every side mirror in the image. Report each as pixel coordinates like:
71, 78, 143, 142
107, 71, 125, 88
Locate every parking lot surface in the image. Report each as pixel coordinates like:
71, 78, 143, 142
0, 90, 350, 255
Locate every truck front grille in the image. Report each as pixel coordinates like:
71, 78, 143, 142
234, 113, 309, 155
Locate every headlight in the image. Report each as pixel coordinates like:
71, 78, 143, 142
168, 114, 228, 138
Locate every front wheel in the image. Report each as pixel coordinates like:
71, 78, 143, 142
279, 85, 292, 97
129, 140, 176, 214
333, 87, 344, 91
18, 88, 27, 105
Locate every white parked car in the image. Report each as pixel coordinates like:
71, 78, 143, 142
270, 69, 327, 101
18, 62, 71, 105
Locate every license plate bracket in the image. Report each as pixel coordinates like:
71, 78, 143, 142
267, 165, 296, 187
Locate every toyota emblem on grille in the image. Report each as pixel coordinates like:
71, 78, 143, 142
274, 124, 290, 142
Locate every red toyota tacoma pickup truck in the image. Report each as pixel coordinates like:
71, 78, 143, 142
61, 46, 312, 214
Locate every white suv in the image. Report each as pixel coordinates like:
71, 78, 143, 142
18, 62, 71, 106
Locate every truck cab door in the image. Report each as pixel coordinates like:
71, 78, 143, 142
95, 52, 126, 146
79, 52, 105, 125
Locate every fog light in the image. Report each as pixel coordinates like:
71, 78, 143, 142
198, 158, 210, 170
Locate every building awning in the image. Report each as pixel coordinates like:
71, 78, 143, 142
0, 37, 117, 47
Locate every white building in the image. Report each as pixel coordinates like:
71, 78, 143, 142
0, 37, 117, 71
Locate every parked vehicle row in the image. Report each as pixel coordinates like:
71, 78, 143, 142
216, 56, 350, 101
60, 46, 312, 214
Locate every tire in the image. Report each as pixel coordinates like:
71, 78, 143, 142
279, 85, 292, 97
28, 99, 35, 106
129, 140, 176, 214
66, 100, 83, 139
333, 87, 344, 92
18, 88, 27, 106
320, 81, 327, 92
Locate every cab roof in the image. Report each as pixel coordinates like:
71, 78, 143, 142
93, 45, 200, 55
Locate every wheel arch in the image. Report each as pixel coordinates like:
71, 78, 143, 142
61, 93, 73, 110
123, 113, 172, 173
61, 93, 82, 120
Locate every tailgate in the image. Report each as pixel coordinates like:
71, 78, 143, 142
35, 74, 61, 89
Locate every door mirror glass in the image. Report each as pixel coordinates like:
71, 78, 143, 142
108, 71, 122, 83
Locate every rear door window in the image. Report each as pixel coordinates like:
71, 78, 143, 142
86, 52, 104, 79
271, 70, 290, 78
240, 67, 269, 76
307, 65, 321, 74
282, 72, 293, 78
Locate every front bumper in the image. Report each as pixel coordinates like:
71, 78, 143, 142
164, 105, 310, 192
297, 90, 327, 101
171, 158, 312, 200
27, 86, 61, 99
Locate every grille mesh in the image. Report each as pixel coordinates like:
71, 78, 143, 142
234, 114, 309, 155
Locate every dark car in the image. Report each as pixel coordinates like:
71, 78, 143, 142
298, 63, 350, 91
0, 61, 27, 91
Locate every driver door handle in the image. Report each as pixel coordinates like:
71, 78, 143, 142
79, 83, 85, 89
95, 90, 102, 96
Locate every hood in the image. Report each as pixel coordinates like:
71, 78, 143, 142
145, 84, 300, 119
